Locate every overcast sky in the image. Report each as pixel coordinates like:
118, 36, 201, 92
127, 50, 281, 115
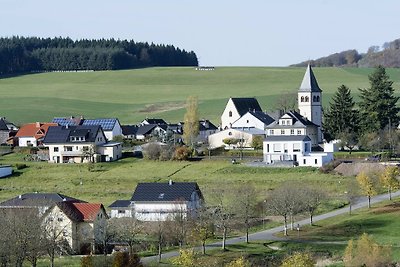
1, 0, 399, 66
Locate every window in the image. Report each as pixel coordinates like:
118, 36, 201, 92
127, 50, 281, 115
297, 130, 301, 135
293, 143, 301, 152
281, 120, 286, 125
280, 130, 285, 135
76, 146, 78, 150
301, 96, 304, 102
229, 111, 232, 117
273, 143, 282, 152
57, 217, 63, 222
290, 129, 294, 135
267, 144, 270, 152
303, 159, 306, 165
54, 147, 59, 152
65, 146, 73, 152
305, 96, 309, 102
286, 120, 291, 125
158, 193, 165, 199
304, 143, 309, 152
315, 159, 318, 164
270, 130, 274, 135
246, 120, 249, 123
228, 132, 232, 136
118, 210, 126, 214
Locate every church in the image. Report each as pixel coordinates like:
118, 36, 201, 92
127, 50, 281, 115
209, 64, 334, 167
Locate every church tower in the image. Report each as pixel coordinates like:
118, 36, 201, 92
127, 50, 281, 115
298, 64, 322, 142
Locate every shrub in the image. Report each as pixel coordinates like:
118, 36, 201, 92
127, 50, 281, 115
159, 146, 174, 161
223, 138, 239, 145
112, 251, 143, 267
15, 163, 27, 170
81, 255, 94, 267
225, 256, 251, 267
280, 252, 315, 267
142, 143, 162, 160
174, 146, 191, 160
171, 249, 197, 267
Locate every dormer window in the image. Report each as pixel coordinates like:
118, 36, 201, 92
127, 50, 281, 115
281, 120, 285, 125
158, 193, 165, 199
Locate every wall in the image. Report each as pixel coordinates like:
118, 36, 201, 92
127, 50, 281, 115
18, 137, 37, 147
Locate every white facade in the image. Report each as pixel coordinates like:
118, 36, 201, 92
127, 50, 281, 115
97, 142, 122, 162
208, 128, 265, 149
232, 112, 269, 130
133, 191, 202, 221
103, 121, 123, 141
221, 98, 241, 129
110, 206, 133, 218
18, 136, 38, 147
0, 165, 12, 178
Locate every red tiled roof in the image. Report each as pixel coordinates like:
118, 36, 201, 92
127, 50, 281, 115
16, 122, 58, 139
72, 203, 104, 221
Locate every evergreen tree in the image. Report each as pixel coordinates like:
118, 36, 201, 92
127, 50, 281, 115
358, 66, 399, 132
323, 85, 359, 141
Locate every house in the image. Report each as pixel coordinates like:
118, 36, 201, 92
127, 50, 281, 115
81, 118, 122, 141
0, 165, 12, 178
136, 124, 169, 141
0, 193, 107, 254
208, 127, 265, 149
109, 181, 203, 221
43, 125, 122, 163
45, 202, 108, 253
121, 125, 139, 139
231, 110, 275, 130
221, 98, 262, 129
16, 122, 58, 147
0, 117, 19, 145
265, 111, 319, 146
178, 119, 218, 144
140, 118, 167, 126
262, 65, 333, 167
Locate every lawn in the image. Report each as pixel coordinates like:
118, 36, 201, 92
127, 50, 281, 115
0, 151, 351, 208
1, 67, 400, 125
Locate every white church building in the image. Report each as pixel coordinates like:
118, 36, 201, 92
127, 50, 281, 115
262, 64, 334, 167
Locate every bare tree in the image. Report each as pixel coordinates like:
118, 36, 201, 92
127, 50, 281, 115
344, 180, 360, 215
235, 184, 258, 243
188, 207, 214, 255
301, 186, 325, 225
273, 91, 298, 113
112, 217, 143, 256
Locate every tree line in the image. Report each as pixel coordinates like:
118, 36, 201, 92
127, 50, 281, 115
324, 65, 400, 153
0, 37, 198, 75
292, 37, 400, 68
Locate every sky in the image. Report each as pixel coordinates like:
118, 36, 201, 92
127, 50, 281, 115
1, 0, 400, 66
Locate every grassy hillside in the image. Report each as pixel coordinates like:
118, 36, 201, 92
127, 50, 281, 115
1, 67, 400, 125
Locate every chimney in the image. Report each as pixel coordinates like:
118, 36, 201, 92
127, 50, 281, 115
36, 122, 41, 128
65, 124, 69, 129
18, 195, 22, 199
169, 179, 173, 186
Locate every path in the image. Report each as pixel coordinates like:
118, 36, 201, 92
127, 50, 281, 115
142, 190, 400, 264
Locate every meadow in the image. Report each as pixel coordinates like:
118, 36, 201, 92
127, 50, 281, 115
0, 151, 350, 207
1, 67, 400, 125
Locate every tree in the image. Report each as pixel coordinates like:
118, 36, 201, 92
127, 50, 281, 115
344, 180, 360, 215
251, 135, 263, 151
235, 185, 258, 243
183, 96, 199, 148
280, 252, 315, 267
301, 186, 325, 225
189, 207, 214, 255
358, 66, 399, 132
81, 145, 96, 163
273, 91, 297, 113
380, 166, 400, 200
357, 171, 377, 208
324, 85, 359, 141
266, 184, 301, 236
171, 249, 197, 267
111, 218, 143, 256
343, 233, 392, 267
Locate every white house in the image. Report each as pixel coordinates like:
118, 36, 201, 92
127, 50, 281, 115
16, 122, 58, 147
81, 118, 122, 141
221, 98, 262, 129
109, 181, 203, 221
231, 110, 274, 130
43, 125, 122, 163
208, 127, 265, 149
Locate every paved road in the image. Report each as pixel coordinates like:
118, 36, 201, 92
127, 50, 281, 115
142, 190, 400, 264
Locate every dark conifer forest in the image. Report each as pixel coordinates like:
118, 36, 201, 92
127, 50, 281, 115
0, 37, 198, 74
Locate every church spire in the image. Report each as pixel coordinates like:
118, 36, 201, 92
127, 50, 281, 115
299, 64, 322, 92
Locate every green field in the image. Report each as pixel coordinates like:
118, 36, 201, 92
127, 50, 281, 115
1, 67, 400, 125
0, 151, 350, 207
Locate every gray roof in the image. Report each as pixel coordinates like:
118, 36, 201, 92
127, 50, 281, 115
230, 98, 262, 116
299, 64, 322, 92
136, 124, 157, 135
265, 135, 311, 142
0, 119, 8, 131
267, 110, 318, 129
122, 125, 139, 136
82, 118, 119, 131
43, 125, 102, 143
249, 111, 275, 125
131, 182, 203, 202
108, 200, 131, 208
0, 193, 85, 208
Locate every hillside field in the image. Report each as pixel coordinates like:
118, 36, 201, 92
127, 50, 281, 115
1, 67, 400, 125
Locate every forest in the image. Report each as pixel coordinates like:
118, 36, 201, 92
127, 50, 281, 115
0, 37, 198, 75
293, 38, 400, 68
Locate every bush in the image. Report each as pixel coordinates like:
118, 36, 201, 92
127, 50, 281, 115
159, 146, 174, 161
174, 146, 191, 160
15, 163, 27, 170
112, 251, 143, 267
142, 143, 162, 160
